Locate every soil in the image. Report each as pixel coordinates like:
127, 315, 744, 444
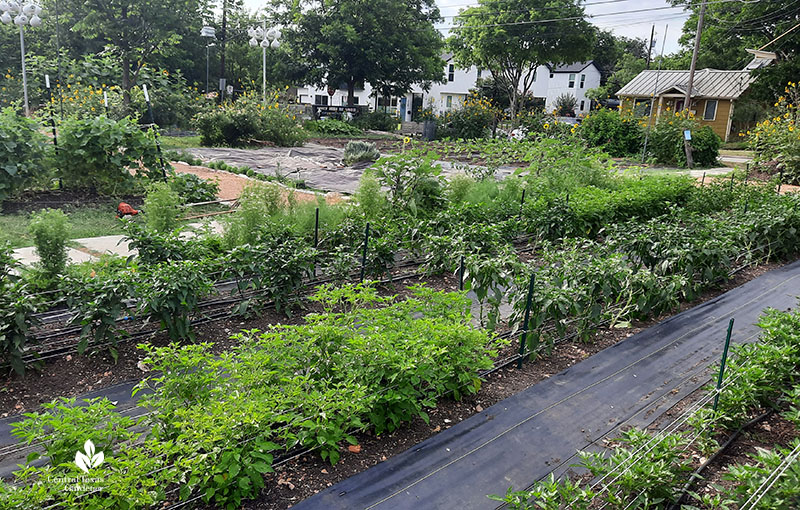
172, 161, 345, 205
0, 189, 143, 215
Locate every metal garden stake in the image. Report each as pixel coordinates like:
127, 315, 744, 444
712, 318, 735, 413
517, 272, 535, 369
518, 188, 526, 222
359, 222, 370, 282
142, 84, 167, 181
778, 171, 783, 194
44, 74, 60, 188
701, 171, 706, 187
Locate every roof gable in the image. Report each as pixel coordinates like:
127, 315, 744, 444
550, 61, 595, 73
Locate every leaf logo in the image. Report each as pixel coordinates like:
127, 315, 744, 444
75, 440, 104, 473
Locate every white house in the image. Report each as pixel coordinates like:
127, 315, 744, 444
295, 58, 602, 120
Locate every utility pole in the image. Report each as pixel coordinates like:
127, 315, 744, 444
646, 24, 655, 70
219, 0, 227, 101
683, 0, 707, 169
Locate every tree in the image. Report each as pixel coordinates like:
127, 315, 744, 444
72, 0, 202, 108
448, 0, 594, 121
278, 0, 445, 106
590, 28, 647, 83
586, 53, 647, 101
669, 0, 800, 101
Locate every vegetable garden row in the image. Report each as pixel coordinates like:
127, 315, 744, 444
491, 306, 800, 509
1, 143, 799, 509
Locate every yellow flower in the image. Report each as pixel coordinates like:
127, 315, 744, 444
543, 123, 550, 129
403, 137, 410, 144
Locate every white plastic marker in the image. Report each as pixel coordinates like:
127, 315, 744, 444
45, 74, 50, 89
142, 84, 150, 103
103, 90, 108, 108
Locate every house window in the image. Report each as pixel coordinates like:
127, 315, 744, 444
580, 100, 585, 111
448, 64, 455, 82
477, 68, 482, 79
314, 95, 328, 106
446, 95, 453, 108
580, 74, 586, 88
569, 74, 576, 88
703, 100, 718, 121
550, 73, 554, 79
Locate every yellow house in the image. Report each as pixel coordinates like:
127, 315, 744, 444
616, 58, 770, 142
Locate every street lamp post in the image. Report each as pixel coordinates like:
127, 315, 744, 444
0, 1, 43, 116
200, 26, 216, 95
248, 23, 280, 105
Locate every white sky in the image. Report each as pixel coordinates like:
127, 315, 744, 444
241, 0, 691, 56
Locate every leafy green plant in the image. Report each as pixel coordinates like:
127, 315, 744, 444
342, 140, 380, 165
193, 93, 306, 147
436, 93, 498, 139
554, 93, 578, 116
750, 82, 800, 184
136, 260, 214, 341
65, 270, 134, 358
649, 112, 721, 167
56, 115, 165, 193
168, 172, 219, 203
579, 108, 642, 156
0, 107, 48, 204
352, 111, 398, 132
370, 149, 445, 215
305, 118, 363, 136
29, 208, 70, 283
222, 181, 283, 247
143, 181, 181, 233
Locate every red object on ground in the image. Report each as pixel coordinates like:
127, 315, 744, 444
116, 202, 140, 218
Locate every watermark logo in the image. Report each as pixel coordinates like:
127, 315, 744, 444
74, 440, 104, 473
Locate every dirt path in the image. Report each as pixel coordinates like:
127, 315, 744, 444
171, 162, 344, 204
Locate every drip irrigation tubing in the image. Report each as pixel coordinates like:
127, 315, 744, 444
668, 409, 774, 510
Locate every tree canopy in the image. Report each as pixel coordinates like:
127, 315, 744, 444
668, 0, 800, 101
277, 0, 446, 106
448, 0, 594, 120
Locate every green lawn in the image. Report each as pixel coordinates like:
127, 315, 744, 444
161, 135, 202, 150
0, 207, 133, 249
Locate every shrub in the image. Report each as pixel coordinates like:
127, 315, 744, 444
750, 81, 800, 184
29, 209, 70, 281
168, 172, 219, 204
143, 182, 181, 233
354, 173, 387, 219
305, 118, 363, 136
352, 111, 398, 131
579, 109, 642, 156
56, 115, 164, 193
437, 93, 498, 139
649, 112, 721, 167
193, 91, 306, 147
342, 141, 380, 165
0, 107, 48, 204
554, 93, 578, 116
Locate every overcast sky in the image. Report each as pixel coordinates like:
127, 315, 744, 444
241, 0, 692, 56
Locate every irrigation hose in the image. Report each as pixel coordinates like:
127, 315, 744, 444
668, 409, 775, 510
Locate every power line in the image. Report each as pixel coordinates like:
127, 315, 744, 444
439, 0, 764, 30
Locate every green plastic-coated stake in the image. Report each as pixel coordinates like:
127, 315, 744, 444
517, 272, 535, 369
518, 188, 526, 222
745, 163, 749, 184
729, 173, 734, 192
359, 222, 370, 283
458, 255, 465, 291
712, 318, 735, 413
701, 172, 706, 187
313, 207, 319, 249
743, 198, 748, 214
778, 171, 783, 194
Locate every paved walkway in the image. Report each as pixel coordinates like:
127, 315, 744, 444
293, 259, 800, 510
